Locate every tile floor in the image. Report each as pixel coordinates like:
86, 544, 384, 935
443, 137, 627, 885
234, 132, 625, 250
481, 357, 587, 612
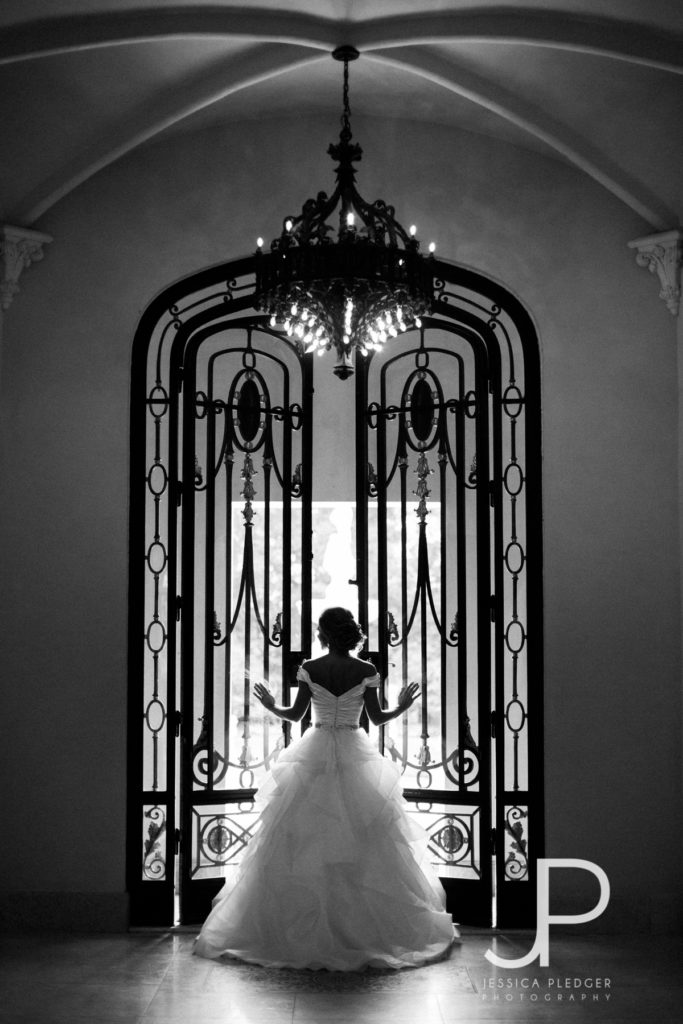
0, 928, 681, 1023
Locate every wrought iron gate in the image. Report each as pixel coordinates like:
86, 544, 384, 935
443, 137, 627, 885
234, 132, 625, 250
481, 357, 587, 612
128, 256, 542, 928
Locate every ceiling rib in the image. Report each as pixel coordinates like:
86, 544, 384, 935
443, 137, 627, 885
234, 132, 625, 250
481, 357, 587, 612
14, 46, 324, 225
357, 11, 683, 74
0, 7, 680, 73
6, 11, 677, 229
0, 9, 336, 63
370, 48, 676, 230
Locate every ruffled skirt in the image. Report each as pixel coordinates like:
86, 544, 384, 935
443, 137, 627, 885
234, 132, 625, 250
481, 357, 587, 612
194, 725, 458, 970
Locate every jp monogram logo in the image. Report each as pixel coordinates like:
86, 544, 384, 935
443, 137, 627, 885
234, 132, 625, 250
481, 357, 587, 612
485, 859, 610, 968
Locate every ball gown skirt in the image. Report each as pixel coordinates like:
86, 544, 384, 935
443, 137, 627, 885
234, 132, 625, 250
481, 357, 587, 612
194, 674, 458, 971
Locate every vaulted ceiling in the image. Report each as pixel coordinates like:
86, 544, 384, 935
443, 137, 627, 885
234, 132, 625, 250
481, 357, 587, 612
1, 1, 681, 232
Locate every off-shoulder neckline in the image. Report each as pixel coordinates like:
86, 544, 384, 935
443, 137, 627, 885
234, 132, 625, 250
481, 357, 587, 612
297, 666, 380, 697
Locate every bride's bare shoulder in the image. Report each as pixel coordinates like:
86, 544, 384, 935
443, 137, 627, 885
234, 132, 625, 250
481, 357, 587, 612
302, 656, 326, 672
351, 657, 379, 678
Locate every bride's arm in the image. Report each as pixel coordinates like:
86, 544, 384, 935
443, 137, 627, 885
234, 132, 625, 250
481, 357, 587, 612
254, 682, 311, 722
364, 682, 419, 726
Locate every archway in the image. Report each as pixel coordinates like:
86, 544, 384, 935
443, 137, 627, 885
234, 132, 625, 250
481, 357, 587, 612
127, 255, 543, 928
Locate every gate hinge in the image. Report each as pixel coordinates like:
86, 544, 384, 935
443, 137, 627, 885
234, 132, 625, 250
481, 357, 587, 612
490, 710, 497, 739
174, 828, 182, 853
176, 482, 183, 507
489, 480, 496, 507
177, 366, 184, 394
490, 828, 497, 854
174, 710, 182, 737
175, 596, 182, 621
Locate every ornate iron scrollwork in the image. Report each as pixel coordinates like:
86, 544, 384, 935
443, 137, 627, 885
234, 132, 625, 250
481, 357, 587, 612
143, 806, 166, 880
192, 717, 228, 787
386, 610, 400, 646
193, 810, 257, 875
241, 453, 257, 525
291, 463, 303, 497
413, 451, 433, 523
271, 612, 283, 646
423, 809, 479, 875
504, 806, 529, 880
367, 461, 378, 498
212, 612, 222, 644
435, 819, 464, 855
468, 452, 477, 487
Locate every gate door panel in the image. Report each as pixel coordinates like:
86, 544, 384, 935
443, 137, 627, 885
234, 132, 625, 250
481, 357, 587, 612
434, 265, 541, 928
128, 262, 264, 926
358, 320, 493, 924
180, 321, 312, 923
357, 261, 542, 928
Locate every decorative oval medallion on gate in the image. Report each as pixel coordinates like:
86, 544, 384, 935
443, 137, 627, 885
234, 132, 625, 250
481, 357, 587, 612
504, 541, 525, 576
144, 698, 166, 733
505, 619, 526, 654
437, 821, 465, 855
146, 541, 167, 575
230, 371, 268, 452
505, 698, 527, 733
403, 370, 442, 450
503, 462, 525, 496
503, 383, 524, 419
410, 378, 435, 441
146, 620, 167, 653
147, 463, 168, 496
237, 378, 262, 442
148, 385, 169, 418
206, 823, 231, 856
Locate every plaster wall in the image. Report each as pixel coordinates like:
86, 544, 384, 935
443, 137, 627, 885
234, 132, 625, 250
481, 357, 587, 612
0, 113, 679, 932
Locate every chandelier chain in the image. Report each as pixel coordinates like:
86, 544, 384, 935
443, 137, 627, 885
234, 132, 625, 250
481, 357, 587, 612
341, 57, 351, 137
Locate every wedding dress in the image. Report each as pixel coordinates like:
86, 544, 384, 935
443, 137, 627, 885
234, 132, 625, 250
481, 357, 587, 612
194, 666, 458, 970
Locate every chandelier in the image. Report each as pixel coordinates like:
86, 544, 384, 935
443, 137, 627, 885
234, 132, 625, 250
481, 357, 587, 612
254, 45, 435, 379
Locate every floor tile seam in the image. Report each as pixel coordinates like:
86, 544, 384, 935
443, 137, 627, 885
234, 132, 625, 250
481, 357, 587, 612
135, 971, 168, 1017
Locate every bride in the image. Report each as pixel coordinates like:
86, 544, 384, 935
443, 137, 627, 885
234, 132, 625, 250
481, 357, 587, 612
194, 606, 458, 970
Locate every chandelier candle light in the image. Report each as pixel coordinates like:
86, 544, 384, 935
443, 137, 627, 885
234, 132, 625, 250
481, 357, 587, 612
254, 45, 436, 380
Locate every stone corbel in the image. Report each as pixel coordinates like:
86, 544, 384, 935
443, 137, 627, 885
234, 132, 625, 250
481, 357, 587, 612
0, 224, 52, 312
628, 228, 683, 317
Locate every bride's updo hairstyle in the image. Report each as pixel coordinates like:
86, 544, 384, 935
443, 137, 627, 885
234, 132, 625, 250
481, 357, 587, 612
318, 607, 365, 653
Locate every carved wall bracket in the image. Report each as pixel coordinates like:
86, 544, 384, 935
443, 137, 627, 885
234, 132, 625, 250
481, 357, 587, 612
0, 224, 52, 312
628, 228, 683, 317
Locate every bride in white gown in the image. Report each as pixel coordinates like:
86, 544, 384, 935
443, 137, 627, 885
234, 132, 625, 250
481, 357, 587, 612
194, 607, 458, 970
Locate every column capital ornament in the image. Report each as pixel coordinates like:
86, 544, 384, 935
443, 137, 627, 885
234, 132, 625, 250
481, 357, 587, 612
628, 228, 683, 317
0, 224, 52, 312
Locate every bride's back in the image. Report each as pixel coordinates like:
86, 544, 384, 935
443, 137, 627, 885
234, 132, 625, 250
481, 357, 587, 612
303, 653, 377, 696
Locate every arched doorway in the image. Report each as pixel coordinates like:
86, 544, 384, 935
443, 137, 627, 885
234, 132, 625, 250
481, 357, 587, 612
127, 255, 543, 929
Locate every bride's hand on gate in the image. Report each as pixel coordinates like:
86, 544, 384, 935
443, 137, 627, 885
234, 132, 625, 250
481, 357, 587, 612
254, 683, 275, 710
397, 682, 420, 711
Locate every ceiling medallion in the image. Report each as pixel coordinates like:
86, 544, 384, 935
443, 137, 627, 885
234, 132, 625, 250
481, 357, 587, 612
254, 45, 435, 380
